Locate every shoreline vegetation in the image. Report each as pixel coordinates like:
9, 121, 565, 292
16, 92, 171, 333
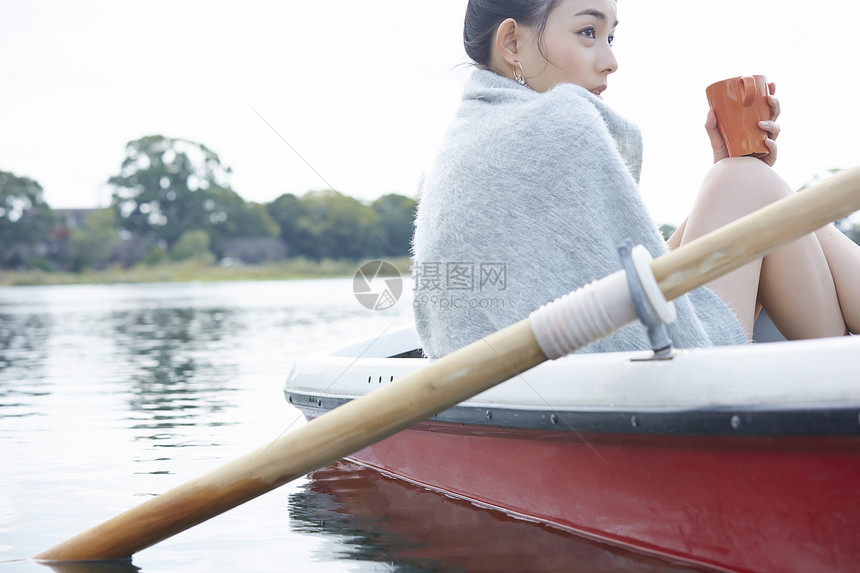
0, 257, 412, 288
4, 136, 855, 292
2, 137, 420, 280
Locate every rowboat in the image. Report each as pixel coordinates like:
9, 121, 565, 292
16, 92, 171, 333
284, 325, 860, 573
30, 168, 860, 565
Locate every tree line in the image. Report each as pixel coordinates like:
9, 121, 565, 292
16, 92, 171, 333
3, 138, 858, 273
0, 135, 418, 271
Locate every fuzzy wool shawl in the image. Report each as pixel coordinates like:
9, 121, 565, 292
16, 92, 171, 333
412, 70, 746, 359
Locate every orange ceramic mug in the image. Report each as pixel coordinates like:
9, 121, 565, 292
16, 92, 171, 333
706, 75, 770, 158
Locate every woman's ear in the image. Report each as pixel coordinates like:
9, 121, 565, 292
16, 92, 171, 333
492, 18, 521, 67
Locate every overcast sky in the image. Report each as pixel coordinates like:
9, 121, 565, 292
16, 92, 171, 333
1, 0, 858, 226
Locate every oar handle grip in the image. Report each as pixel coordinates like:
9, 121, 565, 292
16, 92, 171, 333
530, 270, 635, 359
529, 243, 678, 359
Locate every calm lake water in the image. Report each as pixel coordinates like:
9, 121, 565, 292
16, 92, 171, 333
0, 279, 696, 572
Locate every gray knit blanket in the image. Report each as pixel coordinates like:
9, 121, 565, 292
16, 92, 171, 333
412, 69, 746, 358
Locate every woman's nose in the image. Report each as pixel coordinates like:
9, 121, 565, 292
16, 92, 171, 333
600, 43, 618, 75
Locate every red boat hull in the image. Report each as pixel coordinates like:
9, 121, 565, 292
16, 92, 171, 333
344, 420, 860, 573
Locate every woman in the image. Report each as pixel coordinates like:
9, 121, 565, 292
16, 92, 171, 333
412, 0, 860, 358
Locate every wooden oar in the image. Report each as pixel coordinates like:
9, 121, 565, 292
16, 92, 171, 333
35, 166, 860, 563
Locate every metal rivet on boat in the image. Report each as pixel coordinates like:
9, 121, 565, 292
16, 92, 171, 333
731, 415, 742, 430
288, 396, 293, 403
631, 415, 640, 428
550, 414, 559, 425
485, 410, 493, 420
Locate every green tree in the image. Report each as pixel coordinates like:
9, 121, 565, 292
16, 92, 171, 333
67, 208, 122, 271
659, 224, 677, 242
108, 135, 235, 250
171, 229, 214, 262
267, 193, 308, 255
206, 187, 279, 242
142, 245, 169, 266
294, 190, 379, 259
0, 170, 56, 268
371, 193, 417, 256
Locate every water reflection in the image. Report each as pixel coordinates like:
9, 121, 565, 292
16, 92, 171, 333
0, 312, 52, 372
291, 461, 694, 572
1, 280, 423, 571
111, 306, 240, 436
39, 560, 140, 573
0, 312, 52, 419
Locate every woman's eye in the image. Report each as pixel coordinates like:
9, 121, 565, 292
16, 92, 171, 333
579, 27, 596, 39
608, 34, 615, 46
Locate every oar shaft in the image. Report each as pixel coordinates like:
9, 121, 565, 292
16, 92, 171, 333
36, 166, 860, 562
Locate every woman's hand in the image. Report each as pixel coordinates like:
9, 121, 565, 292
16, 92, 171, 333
705, 107, 730, 163
706, 82, 781, 167
758, 82, 781, 166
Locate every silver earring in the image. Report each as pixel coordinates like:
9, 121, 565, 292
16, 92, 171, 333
513, 60, 527, 86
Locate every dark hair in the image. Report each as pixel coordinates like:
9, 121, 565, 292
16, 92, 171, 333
463, 0, 562, 67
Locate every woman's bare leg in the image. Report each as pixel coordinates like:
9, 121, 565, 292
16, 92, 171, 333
675, 157, 848, 340
815, 224, 860, 334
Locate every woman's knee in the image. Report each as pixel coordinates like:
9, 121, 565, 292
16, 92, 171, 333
693, 158, 792, 221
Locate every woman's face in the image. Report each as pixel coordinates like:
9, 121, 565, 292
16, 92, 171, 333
519, 0, 618, 96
